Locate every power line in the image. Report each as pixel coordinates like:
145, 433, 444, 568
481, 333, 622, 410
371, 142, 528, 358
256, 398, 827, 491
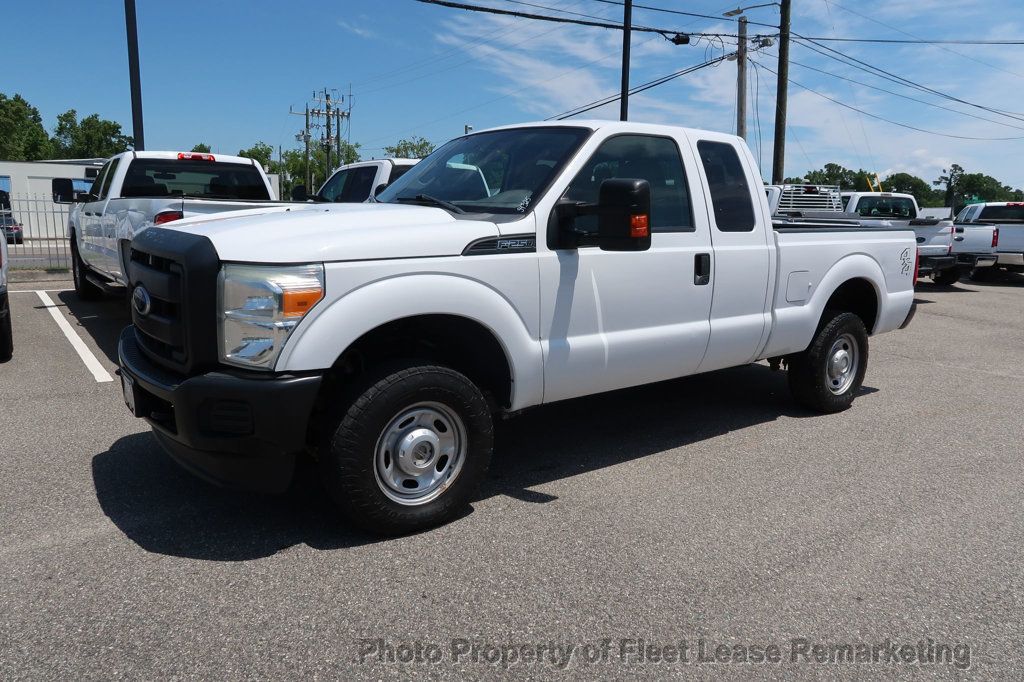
587, 0, 781, 30
786, 56, 1024, 133
549, 53, 733, 120
789, 36, 1024, 45
750, 58, 1024, 141
793, 36, 1024, 122
414, 0, 746, 39
822, 0, 1024, 79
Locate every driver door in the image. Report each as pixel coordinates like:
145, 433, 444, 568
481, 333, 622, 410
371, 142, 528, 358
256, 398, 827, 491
538, 133, 714, 403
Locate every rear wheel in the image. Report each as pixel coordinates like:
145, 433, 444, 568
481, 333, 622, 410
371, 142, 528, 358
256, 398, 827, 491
969, 266, 997, 282
71, 241, 102, 301
0, 294, 12, 362
788, 311, 869, 413
318, 362, 494, 535
932, 267, 961, 285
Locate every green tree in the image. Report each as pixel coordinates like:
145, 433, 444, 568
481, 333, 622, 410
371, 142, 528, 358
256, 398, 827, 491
51, 110, 132, 158
0, 93, 52, 160
191, 142, 211, 153
880, 172, 945, 207
384, 135, 434, 159
934, 164, 964, 209
238, 141, 274, 170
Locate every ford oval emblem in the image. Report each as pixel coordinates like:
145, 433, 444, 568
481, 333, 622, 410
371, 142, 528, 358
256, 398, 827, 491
132, 286, 152, 317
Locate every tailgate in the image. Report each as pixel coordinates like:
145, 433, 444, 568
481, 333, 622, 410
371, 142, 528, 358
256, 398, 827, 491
952, 225, 995, 254
913, 222, 953, 257
994, 223, 1024, 253
180, 199, 285, 219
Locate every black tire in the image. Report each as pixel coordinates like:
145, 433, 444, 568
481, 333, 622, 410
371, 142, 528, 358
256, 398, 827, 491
71, 240, 102, 301
0, 294, 12, 362
318, 362, 494, 535
932, 267, 961, 285
969, 266, 997, 282
788, 311, 869, 414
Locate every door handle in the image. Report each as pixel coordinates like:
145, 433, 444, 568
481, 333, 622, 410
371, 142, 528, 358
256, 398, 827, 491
694, 253, 711, 285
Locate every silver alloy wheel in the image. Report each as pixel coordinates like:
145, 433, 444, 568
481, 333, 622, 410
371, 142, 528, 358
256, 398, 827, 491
825, 332, 859, 395
373, 401, 467, 506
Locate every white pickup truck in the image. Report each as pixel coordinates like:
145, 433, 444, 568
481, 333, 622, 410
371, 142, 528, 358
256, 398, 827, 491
954, 202, 1024, 279
116, 121, 917, 534
291, 158, 419, 203
54, 151, 279, 299
837, 192, 971, 284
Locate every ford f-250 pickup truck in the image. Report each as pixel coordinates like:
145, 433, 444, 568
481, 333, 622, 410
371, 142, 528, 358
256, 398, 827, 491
116, 121, 917, 534
53, 151, 280, 300
954, 202, 1024, 280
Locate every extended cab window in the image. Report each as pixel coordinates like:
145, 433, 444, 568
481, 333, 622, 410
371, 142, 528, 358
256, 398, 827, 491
320, 166, 378, 202
120, 159, 270, 200
697, 140, 756, 232
563, 134, 693, 233
387, 165, 414, 184
979, 204, 1024, 222
853, 196, 916, 218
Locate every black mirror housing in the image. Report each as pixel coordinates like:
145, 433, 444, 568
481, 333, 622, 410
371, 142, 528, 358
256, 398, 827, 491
290, 185, 308, 202
597, 178, 652, 252
373, 183, 389, 198
52, 178, 75, 204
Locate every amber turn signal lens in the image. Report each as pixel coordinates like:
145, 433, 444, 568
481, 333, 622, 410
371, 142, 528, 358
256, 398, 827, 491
282, 288, 324, 318
630, 214, 649, 238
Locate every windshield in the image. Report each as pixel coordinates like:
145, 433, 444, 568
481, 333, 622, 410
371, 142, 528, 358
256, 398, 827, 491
121, 159, 270, 200
376, 127, 591, 214
855, 196, 916, 218
979, 204, 1024, 222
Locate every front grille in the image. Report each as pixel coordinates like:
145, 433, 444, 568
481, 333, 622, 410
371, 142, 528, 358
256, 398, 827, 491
127, 228, 221, 375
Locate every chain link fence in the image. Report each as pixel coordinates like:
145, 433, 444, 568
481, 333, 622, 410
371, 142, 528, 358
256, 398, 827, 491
3, 194, 72, 270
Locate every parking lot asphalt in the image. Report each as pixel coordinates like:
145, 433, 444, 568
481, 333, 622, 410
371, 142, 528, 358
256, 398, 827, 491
1, 274, 1022, 679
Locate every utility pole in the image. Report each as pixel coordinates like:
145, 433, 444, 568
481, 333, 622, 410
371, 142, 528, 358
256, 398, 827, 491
124, 0, 145, 150
772, 0, 791, 183
324, 89, 333, 179
336, 109, 344, 163
620, 0, 633, 121
304, 105, 310, 188
736, 17, 748, 141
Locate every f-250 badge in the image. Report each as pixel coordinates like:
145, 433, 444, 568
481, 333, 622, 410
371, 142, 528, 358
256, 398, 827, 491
899, 248, 913, 276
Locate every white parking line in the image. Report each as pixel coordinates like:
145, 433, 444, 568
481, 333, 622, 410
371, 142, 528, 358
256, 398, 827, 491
34, 290, 114, 383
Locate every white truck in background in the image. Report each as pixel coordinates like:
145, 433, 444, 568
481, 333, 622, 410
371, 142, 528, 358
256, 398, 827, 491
54, 151, 281, 300
954, 202, 1024, 280
117, 120, 917, 535
291, 158, 419, 203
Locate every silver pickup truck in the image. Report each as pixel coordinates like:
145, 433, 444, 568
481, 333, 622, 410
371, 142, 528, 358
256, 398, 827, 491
54, 151, 283, 300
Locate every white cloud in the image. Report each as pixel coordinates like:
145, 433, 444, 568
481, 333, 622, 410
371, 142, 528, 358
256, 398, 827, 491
337, 19, 376, 39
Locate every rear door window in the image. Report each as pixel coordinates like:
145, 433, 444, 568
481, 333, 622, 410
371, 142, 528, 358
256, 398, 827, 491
696, 140, 756, 232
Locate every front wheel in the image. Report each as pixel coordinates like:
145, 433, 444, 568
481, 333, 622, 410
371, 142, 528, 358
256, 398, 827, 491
318, 362, 494, 535
932, 267, 961, 285
0, 294, 12, 362
788, 311, 869, 413
71, 242, 102, 301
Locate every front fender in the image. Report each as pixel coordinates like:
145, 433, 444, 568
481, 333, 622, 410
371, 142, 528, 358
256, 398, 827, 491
276, 272, 543, 411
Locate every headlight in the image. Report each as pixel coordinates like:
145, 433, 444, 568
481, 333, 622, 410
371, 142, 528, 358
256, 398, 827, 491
218, 263, 324, 370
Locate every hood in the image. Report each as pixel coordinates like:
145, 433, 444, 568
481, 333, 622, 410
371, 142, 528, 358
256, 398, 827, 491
165, 202, 500, 263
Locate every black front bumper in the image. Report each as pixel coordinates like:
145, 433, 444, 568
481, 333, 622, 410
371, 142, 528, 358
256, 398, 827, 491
118, 326, 322, 493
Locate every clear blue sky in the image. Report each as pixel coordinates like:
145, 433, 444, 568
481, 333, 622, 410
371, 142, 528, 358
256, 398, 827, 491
5, 0, 1024, 186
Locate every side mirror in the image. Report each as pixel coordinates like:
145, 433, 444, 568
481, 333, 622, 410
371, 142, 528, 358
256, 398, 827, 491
290, 185, 308, 202
596, 178, 652, 252
52, 178, 76, 204
373, 183, 389, 197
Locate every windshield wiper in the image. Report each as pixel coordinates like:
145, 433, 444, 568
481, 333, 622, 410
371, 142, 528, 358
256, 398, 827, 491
395, 194, 466, 214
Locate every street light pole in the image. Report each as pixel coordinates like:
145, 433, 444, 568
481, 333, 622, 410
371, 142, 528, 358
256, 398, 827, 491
771, 0, 791, 183
619, 0, 632, 121
124, 0, 145, 150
